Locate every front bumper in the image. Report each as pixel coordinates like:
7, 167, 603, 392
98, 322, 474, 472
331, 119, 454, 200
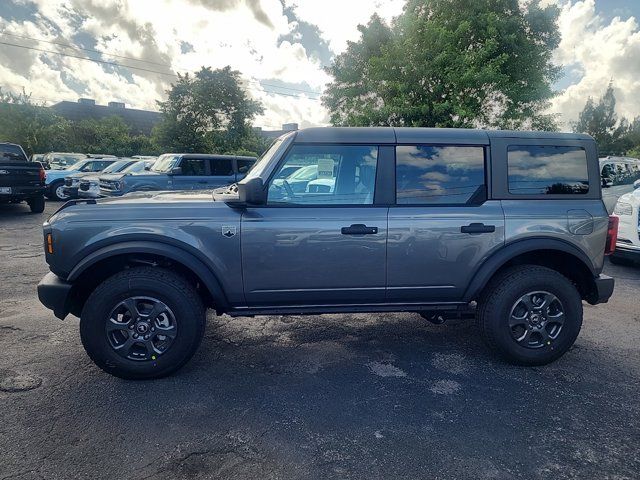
62, 186, 79, 198
592, 274, 615, 304
37, 272, 73, 319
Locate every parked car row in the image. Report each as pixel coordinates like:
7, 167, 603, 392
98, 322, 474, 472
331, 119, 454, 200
600, 156, 640, 188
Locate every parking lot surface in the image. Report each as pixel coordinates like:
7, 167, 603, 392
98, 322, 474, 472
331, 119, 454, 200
1, 201, 639, 480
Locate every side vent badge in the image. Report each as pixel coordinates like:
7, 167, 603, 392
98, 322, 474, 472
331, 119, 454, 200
222, 226, 236, 238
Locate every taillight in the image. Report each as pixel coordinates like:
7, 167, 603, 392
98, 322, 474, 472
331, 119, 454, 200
39, 167, 46, 182
605, 215, 619, 255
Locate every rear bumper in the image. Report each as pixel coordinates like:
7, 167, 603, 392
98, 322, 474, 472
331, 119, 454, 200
0, 185, 45, 199
591, 274, 615, 304
612, 243, 640, 262
37, 272, 73, 319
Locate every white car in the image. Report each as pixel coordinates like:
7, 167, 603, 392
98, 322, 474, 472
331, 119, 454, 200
611, 179, 640, 265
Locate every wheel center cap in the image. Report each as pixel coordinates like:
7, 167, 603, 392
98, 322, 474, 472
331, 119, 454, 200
136, 322, 150, 334
529, 313, 542, 325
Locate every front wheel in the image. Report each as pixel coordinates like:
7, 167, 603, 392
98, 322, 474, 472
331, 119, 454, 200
49, 180, 69, 201
477, 265, 583, 366
80, 267, 206, 379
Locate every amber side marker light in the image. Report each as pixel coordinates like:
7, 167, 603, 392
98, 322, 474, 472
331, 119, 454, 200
46, 233, 53, 254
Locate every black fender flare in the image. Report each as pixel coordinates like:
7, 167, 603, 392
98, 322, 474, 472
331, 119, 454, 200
67, 240, 230, 310
463, 237, 598, 302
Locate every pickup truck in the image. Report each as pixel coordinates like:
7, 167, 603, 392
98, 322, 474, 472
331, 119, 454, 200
0, 142, 46, 213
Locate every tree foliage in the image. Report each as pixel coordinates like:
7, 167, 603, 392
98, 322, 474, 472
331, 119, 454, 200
323, 0, 561, 130
573, 83, 639, 156
154, 66, 266, 154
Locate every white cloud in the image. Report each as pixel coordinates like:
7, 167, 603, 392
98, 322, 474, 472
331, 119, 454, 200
550, 0, 640, 128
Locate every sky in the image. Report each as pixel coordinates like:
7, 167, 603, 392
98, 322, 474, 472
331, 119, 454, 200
0, 0, 638, 131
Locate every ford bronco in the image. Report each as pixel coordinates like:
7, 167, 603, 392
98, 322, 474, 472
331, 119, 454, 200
37, 128, 617, 379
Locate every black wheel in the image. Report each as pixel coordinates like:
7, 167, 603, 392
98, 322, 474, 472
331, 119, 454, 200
27, 194, 45, 213
477, 265, 583, 366
80, 267, 206, 379
49, 180, 69, 201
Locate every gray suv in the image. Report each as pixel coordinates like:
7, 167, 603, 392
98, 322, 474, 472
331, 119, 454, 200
37, 128, 617, 379
99, 153, 256, 196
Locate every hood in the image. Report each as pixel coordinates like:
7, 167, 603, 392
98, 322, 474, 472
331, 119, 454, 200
618, 189, 640, 206
67, 172, 97, 180
97, 189, 218, 205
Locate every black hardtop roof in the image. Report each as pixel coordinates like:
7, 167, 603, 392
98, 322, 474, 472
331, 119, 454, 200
293, 127, 594, 144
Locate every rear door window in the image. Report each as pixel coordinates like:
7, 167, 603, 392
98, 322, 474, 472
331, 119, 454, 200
209, 159, 234, 176
395, 145, 486, 205
508, 146, 589, 195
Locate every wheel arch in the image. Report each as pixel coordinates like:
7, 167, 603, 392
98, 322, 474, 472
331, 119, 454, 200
465, 238, 600, 304
66, 241, 230, 316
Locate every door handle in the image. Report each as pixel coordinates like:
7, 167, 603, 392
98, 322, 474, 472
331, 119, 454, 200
461, 223, 496, 234
341, 224, 378, 235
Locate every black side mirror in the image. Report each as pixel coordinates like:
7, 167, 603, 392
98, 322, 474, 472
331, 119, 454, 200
237, 177, 266, 205
170, 167, 182, 175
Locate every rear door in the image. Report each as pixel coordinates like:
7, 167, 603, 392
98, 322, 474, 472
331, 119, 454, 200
241, 144, 389, 306
207, 157, 236, 187
387, 141, 505, 302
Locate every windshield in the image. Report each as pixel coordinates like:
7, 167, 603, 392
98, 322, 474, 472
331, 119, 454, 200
46, 153, 87, 166
123, 161, 151, 173
102, 160, 134, 174
243, 133, 293, 181
66, 160, 88, 171
151, 154, 180, 173
288, 164, 317, 181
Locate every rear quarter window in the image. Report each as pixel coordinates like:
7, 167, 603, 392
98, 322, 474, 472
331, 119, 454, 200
508, 146, 589, 195
0, 144, 27, 161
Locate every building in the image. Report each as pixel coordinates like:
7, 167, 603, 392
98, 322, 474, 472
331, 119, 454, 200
50, 98, 162, 135
253, 123, 299, 139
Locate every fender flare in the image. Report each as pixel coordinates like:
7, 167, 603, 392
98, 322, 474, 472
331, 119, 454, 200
463, 237, 598, 302
67, 240, 230, 310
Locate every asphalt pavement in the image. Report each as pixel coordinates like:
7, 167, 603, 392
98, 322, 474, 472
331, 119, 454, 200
0, 201, 639, 480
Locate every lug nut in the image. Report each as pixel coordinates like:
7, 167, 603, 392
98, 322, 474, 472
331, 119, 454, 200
129, 325, 134, 330
144, 335, 149, 340
133, 333, 139, 339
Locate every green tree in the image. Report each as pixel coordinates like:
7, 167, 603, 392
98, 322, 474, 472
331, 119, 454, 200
323, 0, 561, 130
573, 83, 632, 155
154, 66, 264, 154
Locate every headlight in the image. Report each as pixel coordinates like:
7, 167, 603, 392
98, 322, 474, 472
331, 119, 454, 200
116, 181, 123, 190
614, 202, 633, 216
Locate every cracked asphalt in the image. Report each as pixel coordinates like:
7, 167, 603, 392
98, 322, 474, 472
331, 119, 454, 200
1, 201, 639, 480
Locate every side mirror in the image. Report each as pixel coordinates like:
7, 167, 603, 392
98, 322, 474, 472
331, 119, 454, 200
170, 167, 182, 175
144, 165, 151, 171
634, 179, 640, 190
237, 177, 266, 205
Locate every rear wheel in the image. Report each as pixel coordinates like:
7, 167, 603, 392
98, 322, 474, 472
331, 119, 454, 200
80, 267, 206, 379
27, 194, 45, 213
477, 265, 583, 366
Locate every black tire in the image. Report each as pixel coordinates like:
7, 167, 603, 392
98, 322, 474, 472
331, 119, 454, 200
49, 180, 69, 201
27, 195, 45, 213
477, 265, 583, 366
80, 267, 206, 379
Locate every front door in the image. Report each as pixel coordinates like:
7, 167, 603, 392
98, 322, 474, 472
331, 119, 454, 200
387, 144, 505, 302
173, 157, 208, 190
241, 144, 387, 306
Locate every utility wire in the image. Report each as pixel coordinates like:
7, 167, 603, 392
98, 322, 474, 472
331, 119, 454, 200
1, 33, 323, 98
0, 31, 171, 67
